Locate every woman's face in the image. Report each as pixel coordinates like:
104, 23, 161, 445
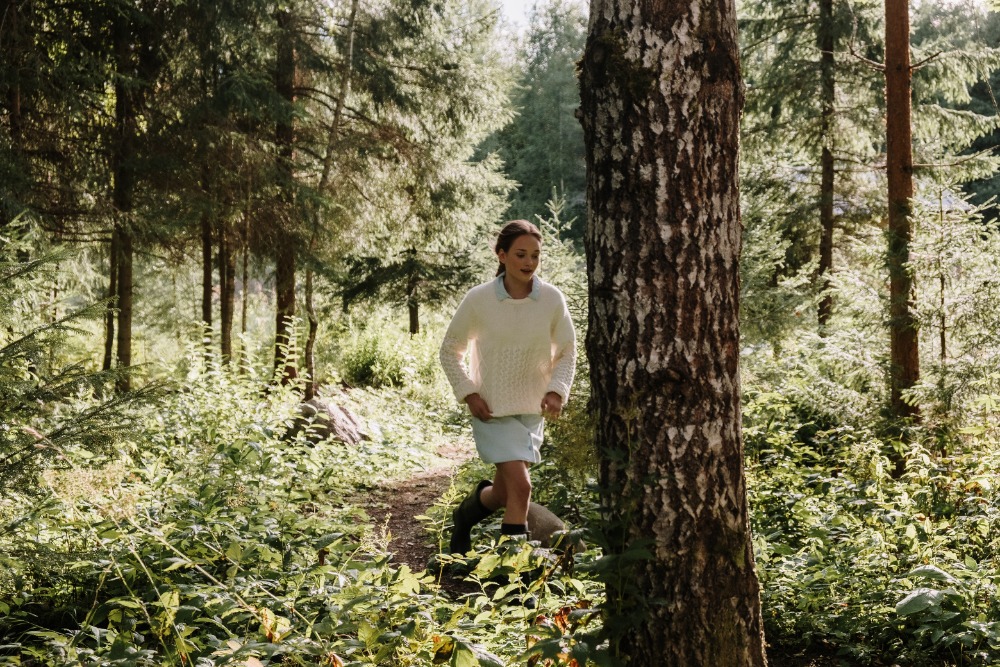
498, 234, 541, 285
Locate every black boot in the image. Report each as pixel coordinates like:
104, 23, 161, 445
450, 480, 495, 554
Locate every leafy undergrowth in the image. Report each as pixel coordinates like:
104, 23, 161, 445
0, 362, 605, 666
746, 389, 1000, 666
6, 348, 1000, 666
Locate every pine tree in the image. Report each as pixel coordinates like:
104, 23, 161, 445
331, 0, 514, 331
493, 0, 588, 238
0, 228, 151, 495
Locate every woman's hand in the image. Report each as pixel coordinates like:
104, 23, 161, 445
541, 392, 563, 419
464, 393, 493, 421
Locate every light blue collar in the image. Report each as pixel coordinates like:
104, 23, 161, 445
495, 273, 540, 301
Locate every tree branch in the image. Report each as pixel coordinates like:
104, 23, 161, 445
910, 51, 943, 71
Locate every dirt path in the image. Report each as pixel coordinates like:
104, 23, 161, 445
363, 441, 474, 572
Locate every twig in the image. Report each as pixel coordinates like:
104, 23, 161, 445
911, 51, 943, 71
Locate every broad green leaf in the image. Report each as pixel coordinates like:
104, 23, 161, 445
896, 588, 945, 616
163, 558, 190, 572
906, 565, 958, 584
314, 533, 344, 550
226, 542, 243, 562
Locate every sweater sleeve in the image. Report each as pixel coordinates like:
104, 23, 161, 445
439, 292, 479, 403
546, 293, 577, 403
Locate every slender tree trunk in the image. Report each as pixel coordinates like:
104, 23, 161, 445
273, 9, 298, 383
408, 302, 419, 336
937, 192, 945, 364
579, 0, 766, 665
220, 224, 236, 363
242, 214, 249, 338
304, 266, 318, 399
817, 0, 835, 328
274, 239, 297, 382
115, 226, 133, 393
113, 10, 136, 393
201, 201, 213, 346
240, 213, 250, 372
408, 266, 419, 335
885, 0, 920, 425
103, 229, 118, 372
2, 0, 23, 232
301, 0, 360, 392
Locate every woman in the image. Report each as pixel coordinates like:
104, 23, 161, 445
439, 220, 576, 553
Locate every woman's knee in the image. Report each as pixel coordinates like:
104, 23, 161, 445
503, 465, 531, 498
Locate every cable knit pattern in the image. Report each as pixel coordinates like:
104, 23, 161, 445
439, 277, 576, 418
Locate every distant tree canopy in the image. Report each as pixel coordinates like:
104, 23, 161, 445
0, 0, 514, 382
490, 0, 587, 240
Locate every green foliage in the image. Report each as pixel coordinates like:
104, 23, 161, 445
489, 0, 588, 239
337, 248, 482, 333
738, 170, 1000, 661
329, 0, 516, 306
0, 232, 152, 495
747, 389, 1000, 665
907, 191, 1000, 432
0, 346, 608, 666
336, 311, 446, 393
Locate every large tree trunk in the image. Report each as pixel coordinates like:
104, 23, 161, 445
817, 0, 835, 328
579, 0, 766, 664
885, 0, 920, 424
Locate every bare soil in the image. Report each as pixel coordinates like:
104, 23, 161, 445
362, 440, 474, 572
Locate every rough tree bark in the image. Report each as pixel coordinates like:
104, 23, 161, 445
885, 0, 920, 423
817, 0, 835, 328
579, 0, 767, 664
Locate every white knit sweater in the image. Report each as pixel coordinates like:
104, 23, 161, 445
439, 276, 576, 418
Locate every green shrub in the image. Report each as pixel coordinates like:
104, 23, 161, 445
746, 386, 1000, 665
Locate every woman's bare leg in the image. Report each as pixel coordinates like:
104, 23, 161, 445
480, 460, 531, 525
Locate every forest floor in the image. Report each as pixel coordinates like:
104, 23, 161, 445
359, 440, 847, 667
362, 439, 473, 573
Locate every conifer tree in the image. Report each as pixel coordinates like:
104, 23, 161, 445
494, 0, 588, 237
885, 0, 919, 426
0, 231, 149, 494
330, 0, 514, 332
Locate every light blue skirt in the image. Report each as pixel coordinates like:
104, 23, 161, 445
471, 414, 545, 464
